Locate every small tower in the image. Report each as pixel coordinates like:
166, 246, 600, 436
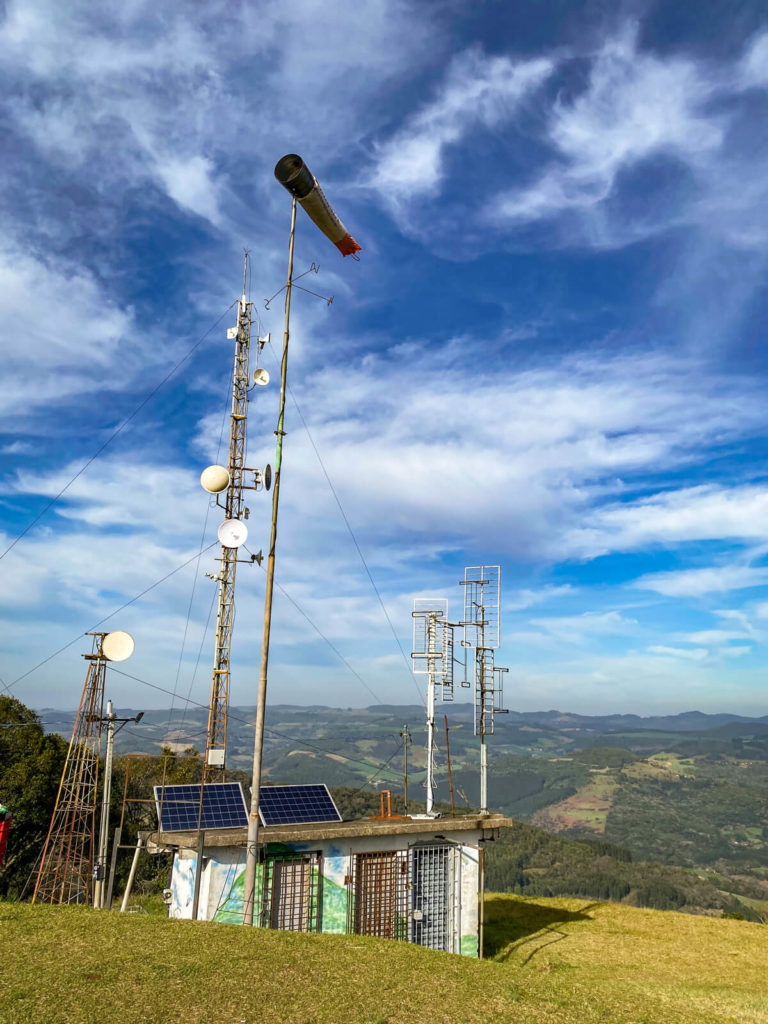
32, 630, 134, 905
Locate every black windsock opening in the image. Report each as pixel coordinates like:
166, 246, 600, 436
274, 154, 315, 199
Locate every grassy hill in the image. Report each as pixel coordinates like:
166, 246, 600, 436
1, 896, 766, 1024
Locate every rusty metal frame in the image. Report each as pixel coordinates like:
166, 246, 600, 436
348, 849, 409, 940
260, 850, 321, 932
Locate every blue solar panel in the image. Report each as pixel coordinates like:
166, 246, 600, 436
154, 782, 249, 831
258, 784, 341, 826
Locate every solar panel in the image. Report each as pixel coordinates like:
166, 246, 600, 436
154, 782, 249, 831
258, 784, 342, 826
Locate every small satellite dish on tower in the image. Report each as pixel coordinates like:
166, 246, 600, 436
253, 368, 270, 387
201, 465, 230, 494
101, 631, 135, 662
218, 519, 248, 549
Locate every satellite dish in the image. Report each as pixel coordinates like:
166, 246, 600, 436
101, 631, 135, 662
218, 519, 248, 549
264, 464, 272, 491
201, 465, 230, 494
253, 367, 270, 387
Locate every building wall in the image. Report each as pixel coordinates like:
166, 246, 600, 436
167, 828, 480, 956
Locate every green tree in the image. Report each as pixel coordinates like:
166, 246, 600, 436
0, 696, 68, 899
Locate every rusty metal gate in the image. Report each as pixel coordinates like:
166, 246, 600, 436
348, 850, 409, 940
261, 852, 321, 932
410, 844, 457, 952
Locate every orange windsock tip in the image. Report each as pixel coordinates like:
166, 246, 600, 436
335, 234, 362, 257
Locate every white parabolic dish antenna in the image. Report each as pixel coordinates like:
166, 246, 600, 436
201, 465, 230, 494
218, 519, 248, 549
253, 367, 270, 387
101, 630, 135, 662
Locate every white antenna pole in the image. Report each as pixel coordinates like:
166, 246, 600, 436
478, 612, 488, 815
94, 699, 115, 908
425, 613, 436, 815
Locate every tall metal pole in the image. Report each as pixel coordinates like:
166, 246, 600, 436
444, 714, 456, 817
425, 613, 437, 816
243, 196, 297, 926
94, 700, 116, 908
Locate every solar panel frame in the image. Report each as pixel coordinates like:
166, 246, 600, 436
258, 784, 342, 826
154, 782, 249, 832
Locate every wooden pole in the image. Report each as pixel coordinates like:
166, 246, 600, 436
243, 196, 297, 926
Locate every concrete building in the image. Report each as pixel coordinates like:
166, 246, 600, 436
152, 812, 511, 956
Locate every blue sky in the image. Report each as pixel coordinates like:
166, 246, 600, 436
2, 0, 768, 716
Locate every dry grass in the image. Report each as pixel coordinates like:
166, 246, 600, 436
1, 894, 767, 1024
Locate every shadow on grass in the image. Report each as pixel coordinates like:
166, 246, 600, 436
484, 895, 599, 963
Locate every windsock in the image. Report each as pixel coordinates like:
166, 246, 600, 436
274, 154, 361, 257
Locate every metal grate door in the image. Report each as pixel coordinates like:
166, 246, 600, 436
261, 852, 320, 932
410, 845, 456, 952
349, 850, 409, 940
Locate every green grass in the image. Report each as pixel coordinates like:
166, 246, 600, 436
1, 895, 766, 1024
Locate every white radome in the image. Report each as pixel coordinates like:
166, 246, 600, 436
218, 519, 248, 549
101, 630, 135, 662
200, 465, 230, 494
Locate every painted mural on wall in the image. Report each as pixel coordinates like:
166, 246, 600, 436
168, 836, 481, 957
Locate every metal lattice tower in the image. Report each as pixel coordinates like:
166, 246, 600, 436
203, 263, 254, 780
32, 634, 107, 905
460, 565, 507, 814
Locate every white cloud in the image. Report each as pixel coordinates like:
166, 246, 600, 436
647, 645, 708, 661
566, 485, 768, 559
722, 645, 752, 658
739, 30, 768, 88
495, 24, 722, 228
528, 610, 637, 644
632, 565, 768, 598
371, 46, 553, 202
506, 585, 574, 611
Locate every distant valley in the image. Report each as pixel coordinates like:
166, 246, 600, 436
40, 702, 768, 920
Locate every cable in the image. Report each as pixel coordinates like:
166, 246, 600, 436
264, 338, 425, 708
246, 549, 383, 706
107, 665, 408, 775
0, 302, 237, 565
348, 737, 405, 798
175, 583, 217, 739
5, 543, 217, 693
165, 373, 231, 743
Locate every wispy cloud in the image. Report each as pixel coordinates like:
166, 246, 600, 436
494, 23, 723, 233
633, 565, 768, 598
647, 645, 709, 661
567, 485, 768, 560
371, 46, 553, 204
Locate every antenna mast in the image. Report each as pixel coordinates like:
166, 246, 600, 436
412, 598, 454, 815
201, 253, 270, 780
461, 566, 507, 814
33, 631, 134, 905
